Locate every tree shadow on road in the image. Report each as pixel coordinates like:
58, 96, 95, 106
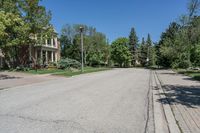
0, 74, 22, 80
157, 85, 200, 108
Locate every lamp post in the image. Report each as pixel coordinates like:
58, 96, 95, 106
80, 26, 84, 72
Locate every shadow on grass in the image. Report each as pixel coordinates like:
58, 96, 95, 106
178, 71, 200, 74
193, 75, 200, 81
0, 74, 22, 80
157, 85, 200, 108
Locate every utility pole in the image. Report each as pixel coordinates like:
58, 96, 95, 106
80, 27, 84, 73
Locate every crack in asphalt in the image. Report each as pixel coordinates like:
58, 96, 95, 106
0, 113, 87, 132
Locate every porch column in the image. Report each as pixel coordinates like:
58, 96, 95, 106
29, 45, 32, 61
55, 52, 57, 62
40, 49, 43, 62
45, 50, 48, 64
51, 37, 53, 47
35, 49, 38, 61
51, 51, 54, 62
45, 35, 48, 46
55, 37, 58, 48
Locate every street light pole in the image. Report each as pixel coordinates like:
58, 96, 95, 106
80, 27, 84, 73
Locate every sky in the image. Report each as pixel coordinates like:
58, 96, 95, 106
40, 0, 189, 43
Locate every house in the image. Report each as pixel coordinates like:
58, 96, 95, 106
30, 33, 61, 66
0, 30, 61, 68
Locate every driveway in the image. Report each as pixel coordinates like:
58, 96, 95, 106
0, 68, 152, 133
0, 71, 63, 90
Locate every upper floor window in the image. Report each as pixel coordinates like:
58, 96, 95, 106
47, 39, 51, 45
53, 39, 56, 47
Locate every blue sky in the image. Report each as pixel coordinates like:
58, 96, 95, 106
40, 0, 188, 43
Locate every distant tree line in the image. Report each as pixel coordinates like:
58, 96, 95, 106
60, 24, 155, 68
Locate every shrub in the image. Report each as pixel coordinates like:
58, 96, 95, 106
15, 65, 30, 71
172, 60, 190, 69
58, 58, 81, 69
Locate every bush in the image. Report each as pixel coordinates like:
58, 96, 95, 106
172, 60, 190, 69
15, 65, 30, 71
58, 58, 81, 69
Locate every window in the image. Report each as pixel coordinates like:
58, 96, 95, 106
47, 39, 51, 45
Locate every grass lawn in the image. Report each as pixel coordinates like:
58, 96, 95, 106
175, 69, 200, 81
23, 67, 111, 77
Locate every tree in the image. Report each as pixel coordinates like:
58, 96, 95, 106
157, 22, 181, 68
60, 24, 109, 67
146, 34, 154, 66
188, 0, 200, 19
111, 38, 132, 67
138, 37, 148, 66
0, 0, 20, 14
0, 0, 53, 67
0, 11, 30, 67
128, 27, 138, 66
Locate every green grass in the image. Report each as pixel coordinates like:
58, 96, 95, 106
21, 67, 111, 77
25, 69, 65, 74
53, 67, 111, 77
175, 69, 200, 81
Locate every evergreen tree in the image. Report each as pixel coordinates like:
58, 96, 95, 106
139, 37, 148, 66
146, 34, 153, 66
128, 27, 138, 66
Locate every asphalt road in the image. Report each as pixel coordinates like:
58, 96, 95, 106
0, 68, 151, 133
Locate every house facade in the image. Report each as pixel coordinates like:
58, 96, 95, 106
0, 32, 60, 68
30, 35, 61, 66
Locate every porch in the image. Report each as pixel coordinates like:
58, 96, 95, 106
34, 47, 58, 65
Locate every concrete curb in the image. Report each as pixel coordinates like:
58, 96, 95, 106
154, 71, 181, 133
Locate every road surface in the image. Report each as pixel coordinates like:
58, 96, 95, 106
0, 68, 152, 133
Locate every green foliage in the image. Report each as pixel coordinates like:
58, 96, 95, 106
58, 58, 81, 69
138, 37, 147, 66
128, 27, 138, 66
111, 38, 132, 67
156, 0, 200, 69
138, 35, 155, 67
0, 11, 30, 47
0, 0, 53, 68
156, 22, 182, 68
60, 24, 110, 67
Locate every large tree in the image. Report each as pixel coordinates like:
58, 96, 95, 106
111, 38, 132, 67
0, 11, 30, 67
138, 37, 148, 66
146, 34, 154, 66
0, 0, 53, 67
128, 27, 138, 66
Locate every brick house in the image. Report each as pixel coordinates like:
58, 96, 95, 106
0, 30, 61, 68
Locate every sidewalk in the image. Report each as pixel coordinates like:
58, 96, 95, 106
0, 71, 64, 90
156, 70, 200, 133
